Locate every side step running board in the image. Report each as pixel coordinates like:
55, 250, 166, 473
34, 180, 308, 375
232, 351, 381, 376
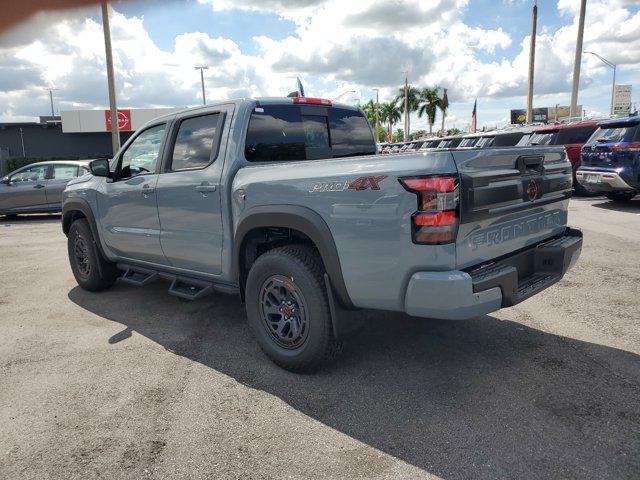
121, 266, 158, 286
116, 263, 239, 301
168, 278, 213, 301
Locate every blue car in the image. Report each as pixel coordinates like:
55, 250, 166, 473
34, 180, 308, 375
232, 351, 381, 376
576, 116, 640, 202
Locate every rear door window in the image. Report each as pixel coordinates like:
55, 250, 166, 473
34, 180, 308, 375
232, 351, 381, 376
53, 165, 79, 180
170, 113, 222, 171
245, 104, 375, 162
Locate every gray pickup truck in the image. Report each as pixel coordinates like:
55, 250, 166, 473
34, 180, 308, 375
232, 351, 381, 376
62, 96, 582, 371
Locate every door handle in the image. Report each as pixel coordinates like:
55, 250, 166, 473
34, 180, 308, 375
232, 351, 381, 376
141, 184, 155, 197
195, 183, 217, 193
33, 184, 45, 189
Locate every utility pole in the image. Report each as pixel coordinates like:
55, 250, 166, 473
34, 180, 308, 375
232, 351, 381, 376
372, 88, 380, 142
570, 0, 586, 118
402, 72, 409, 141
48, 88, 58, 118
584, 52, 617, 115
526, 0, 538, 124
101, 1, 120, 155
195, 66, 208, 105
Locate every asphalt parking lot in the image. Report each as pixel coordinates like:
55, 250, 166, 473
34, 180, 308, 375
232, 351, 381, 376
0, 196, 639, 480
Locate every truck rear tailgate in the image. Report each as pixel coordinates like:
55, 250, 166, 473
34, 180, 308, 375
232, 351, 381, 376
453, 146, 573, 269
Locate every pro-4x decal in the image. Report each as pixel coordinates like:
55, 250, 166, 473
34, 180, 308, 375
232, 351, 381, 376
309, 175, 387, 193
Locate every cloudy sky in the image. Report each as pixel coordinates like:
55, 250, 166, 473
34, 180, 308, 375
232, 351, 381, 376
1, 0, 639, 132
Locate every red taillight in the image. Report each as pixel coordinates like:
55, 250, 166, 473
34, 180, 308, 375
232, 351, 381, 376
401, 177, 456, 192
293, 96, 332, 106
400, 175, 459, 245
414, 211, 456, 226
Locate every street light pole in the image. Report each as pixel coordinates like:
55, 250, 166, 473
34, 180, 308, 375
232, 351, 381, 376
195, 66, 208, 105
101, 1, 120, 156
570, 0, 586, 118
526, 0, 538, 124
402, 71, 408, 141
372, 88, 380, 141
333, 90, 355, 101
584, 51, 617, 115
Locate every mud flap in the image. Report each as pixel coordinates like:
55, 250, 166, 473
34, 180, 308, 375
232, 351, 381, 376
324, 273, 363, 340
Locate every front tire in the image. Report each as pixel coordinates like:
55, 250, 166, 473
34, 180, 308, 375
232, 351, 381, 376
67, 218, 120, 291
604, 191, 637, 203
245, 245, 342, 372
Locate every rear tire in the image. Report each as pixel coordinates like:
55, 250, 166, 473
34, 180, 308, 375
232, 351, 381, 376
245, 245, 342, 372
68, 218, 120, 291
604, 191, 637, 203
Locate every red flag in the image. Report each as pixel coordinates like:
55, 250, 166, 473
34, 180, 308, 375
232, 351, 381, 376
471, 99, 477, 133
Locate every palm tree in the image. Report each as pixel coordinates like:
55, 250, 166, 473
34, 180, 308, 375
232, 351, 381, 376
417, 86, 441, 134
361, 99, 377, 126
380, 102, 401, 140
394, 86, 421, 138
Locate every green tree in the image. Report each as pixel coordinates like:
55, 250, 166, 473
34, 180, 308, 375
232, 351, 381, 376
409, 129, 426, 141
417, 86, 441, 134
394, 85, 421, 138
361, 99, 377, 126
380, 102, 401, 141
392, 129, 404, 143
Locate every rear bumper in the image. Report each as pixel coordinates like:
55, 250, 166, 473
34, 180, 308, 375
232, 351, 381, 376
404, 228, 582, 320
576, 168, 636, 192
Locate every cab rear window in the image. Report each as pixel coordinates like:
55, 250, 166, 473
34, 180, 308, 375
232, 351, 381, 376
245, 104, 375, 162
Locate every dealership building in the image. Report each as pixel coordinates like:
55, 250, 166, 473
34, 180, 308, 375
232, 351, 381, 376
0, 107, 181, 175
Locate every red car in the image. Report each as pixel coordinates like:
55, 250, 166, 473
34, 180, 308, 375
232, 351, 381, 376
528, 121, 598, 195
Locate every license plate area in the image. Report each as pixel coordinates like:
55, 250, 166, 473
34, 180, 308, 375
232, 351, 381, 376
584, 173, 601, 184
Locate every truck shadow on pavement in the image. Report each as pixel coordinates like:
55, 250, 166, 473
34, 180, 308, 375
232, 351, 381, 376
68, 282, 640, 480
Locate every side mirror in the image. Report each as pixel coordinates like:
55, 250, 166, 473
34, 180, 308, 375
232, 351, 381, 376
89, 159, 111, 178
0, 176, 10, 185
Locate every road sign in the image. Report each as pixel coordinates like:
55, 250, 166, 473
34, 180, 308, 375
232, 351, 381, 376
613, 85, 632, 116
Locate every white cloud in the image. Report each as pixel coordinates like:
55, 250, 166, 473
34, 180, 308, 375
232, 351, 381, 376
0, 0, 638, 130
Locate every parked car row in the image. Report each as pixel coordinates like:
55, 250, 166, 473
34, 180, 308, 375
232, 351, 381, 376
378, 116, 640, 201
0, 161, 91, 217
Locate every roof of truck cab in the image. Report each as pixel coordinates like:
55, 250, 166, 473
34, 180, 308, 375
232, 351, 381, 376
152, 97, 361, 122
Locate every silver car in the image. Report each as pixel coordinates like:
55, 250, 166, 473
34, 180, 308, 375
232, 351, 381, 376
0, 160, 91, 217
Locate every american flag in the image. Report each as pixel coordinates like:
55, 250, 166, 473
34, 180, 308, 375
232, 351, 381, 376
471, 98, 477, 133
